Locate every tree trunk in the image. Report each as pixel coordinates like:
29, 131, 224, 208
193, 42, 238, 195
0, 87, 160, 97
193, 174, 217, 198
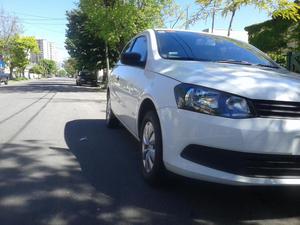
9, 66, 14, 80
227, 9, 236, 37
211, 1, 216, 33
211, 11, 215, 33
185, 7, 189, 30
104, 42, 110, 88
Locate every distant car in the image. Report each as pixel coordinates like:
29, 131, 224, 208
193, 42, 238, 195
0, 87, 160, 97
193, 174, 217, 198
0, 73, 8, 85
76, 71, 98, 87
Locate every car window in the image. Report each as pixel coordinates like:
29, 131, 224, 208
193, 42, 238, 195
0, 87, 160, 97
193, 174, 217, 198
122, 41, 133, 54
130, 36, 148, 63
155, 30, 276, 67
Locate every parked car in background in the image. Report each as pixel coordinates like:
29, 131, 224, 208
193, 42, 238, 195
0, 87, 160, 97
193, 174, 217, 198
107, 29, 300, 186
76, 70, 98, 87
0, 72, 8, 85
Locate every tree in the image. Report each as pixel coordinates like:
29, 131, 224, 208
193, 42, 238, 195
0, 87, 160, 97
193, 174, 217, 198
161, 2, 186, 29
0, 8, 22, 44
63, 58, 78, 77
57, 69, 67, 77
194, 0, 223, 33
195, 0, 300, 36
0, 35, 39, 79
222, 0, 251, 36
65, 9, 118, 73
245, 1, 300, 64
272, 0, 300, 21
29, 64, 44, 75
39, 59, 58, 77
78, 0, 174, 84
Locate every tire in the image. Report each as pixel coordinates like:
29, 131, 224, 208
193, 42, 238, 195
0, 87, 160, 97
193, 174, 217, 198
140, 110, 165, 185
4, 80, 8, 85
106, 91, 119, 128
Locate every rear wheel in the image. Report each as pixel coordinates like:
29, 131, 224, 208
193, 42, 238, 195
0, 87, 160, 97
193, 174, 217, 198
140, 111, 165, 185
106, 91, 119, 128
4, 79, 8, 85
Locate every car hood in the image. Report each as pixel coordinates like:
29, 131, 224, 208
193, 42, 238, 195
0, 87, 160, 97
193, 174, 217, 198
150, 60, 300, 101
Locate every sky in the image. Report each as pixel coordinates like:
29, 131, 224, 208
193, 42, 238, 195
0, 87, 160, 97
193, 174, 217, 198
0, 0, 271, 61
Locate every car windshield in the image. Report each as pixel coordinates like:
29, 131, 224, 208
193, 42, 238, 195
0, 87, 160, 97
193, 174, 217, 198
155, 30, 277, 67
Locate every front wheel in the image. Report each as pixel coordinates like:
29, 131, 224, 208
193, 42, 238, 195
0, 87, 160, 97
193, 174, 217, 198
106, 91, 119, 128
140, 111, 165, 185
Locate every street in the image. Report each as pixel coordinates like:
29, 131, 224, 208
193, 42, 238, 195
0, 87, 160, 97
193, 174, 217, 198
1, 78, 300, 225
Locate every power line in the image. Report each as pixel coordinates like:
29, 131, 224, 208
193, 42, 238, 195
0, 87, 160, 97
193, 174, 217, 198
11, 11, 65, 20
21, 21, 66, 26
0, 15, 66, 22
25, 25, 64, 34
19, 17, 66, 21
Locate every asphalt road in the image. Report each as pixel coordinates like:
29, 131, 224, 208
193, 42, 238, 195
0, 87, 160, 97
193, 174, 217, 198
1, 78, 300, 225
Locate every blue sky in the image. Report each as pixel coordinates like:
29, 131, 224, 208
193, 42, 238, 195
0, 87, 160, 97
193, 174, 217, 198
0, 0, 270, 60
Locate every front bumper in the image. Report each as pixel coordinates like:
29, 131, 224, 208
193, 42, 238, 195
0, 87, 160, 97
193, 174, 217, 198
159, 107, 300, 185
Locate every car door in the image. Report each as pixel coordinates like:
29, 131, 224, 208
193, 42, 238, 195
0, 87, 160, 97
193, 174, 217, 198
110, 40, 133, 119
113, 35, 148, 135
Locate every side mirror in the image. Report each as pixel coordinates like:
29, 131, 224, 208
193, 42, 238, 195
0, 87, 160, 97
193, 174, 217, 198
121, 52, 143, 67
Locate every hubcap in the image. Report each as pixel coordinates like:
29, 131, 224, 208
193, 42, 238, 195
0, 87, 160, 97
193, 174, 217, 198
142, 121, 156, 173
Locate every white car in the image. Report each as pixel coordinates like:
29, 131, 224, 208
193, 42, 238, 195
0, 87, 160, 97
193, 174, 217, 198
107, 29, 300, 186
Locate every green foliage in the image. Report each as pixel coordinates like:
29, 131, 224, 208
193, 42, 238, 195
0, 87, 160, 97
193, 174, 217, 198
63, 58, 78, 76
29, 64, 44, 74
269, 52, 288, 65
65, 9, 118, 70
38, 59, 58, 76
80, 0, 173, 49
245, 17, 300, 53
13, 77, 28, 81
161, 2, 185, 28
272, 0, 300, 21
195, 0, 300, 37
57, 69, 67, 77
0, 35, 39, 77
66, 0, 173, 83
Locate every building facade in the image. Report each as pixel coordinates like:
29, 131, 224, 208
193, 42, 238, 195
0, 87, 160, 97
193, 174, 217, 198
31, 39, 59, 64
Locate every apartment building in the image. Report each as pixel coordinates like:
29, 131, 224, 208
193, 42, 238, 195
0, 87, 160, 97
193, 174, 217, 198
31, 39, 59, 64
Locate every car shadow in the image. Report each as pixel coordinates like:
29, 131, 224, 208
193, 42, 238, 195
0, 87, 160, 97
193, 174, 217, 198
64, 119, 300, 225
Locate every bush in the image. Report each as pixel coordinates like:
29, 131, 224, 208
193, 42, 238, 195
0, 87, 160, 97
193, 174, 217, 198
13, 77, 28, 81
269, 52, 287, 67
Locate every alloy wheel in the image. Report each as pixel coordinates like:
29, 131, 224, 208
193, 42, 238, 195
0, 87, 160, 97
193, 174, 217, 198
142, 121, 156, 173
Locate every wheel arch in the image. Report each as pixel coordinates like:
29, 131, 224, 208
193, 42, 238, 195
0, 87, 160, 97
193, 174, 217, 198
137, 98, 161, 139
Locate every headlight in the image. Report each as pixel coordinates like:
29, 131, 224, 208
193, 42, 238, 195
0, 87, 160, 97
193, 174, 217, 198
174, 83, 253, 119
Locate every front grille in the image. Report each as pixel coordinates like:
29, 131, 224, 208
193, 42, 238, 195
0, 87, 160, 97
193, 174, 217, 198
181, 145, 300, 178
252, 99, 300, 118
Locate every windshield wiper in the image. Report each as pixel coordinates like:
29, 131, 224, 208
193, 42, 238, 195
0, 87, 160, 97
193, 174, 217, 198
255, 64, 279, 69
216, 60, 252, 65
